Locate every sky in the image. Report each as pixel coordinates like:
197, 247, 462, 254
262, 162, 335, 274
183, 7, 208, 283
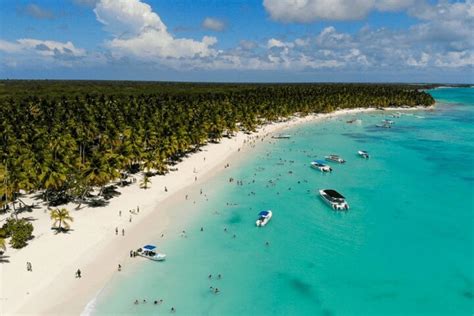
0, 0, 472, 83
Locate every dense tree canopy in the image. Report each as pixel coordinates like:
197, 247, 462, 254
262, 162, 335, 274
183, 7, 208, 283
0, 81, 435, 209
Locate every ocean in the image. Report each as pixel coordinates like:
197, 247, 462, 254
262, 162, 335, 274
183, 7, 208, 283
91, 87, 473, 315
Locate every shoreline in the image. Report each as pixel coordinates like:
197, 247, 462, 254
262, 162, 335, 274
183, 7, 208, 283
0, 105, 431, 315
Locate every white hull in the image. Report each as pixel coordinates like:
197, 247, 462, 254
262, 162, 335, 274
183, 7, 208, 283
325, 156, 346, 164
357, 151, 369, 158
138, 253, 166, 261
319, 190, 349, 211
311, 164, 332, 172
256, 211, 272, 227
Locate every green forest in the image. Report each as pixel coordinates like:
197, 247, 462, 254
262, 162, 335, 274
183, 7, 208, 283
0, 81, 435, 213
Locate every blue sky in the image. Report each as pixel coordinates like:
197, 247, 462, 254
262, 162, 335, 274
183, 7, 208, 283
0, 0, 472, 82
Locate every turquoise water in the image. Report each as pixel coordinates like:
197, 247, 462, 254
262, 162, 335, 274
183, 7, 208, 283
92, 88, 474, 315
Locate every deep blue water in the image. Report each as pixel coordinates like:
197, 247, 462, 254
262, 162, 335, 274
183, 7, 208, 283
92, 87, 474, 316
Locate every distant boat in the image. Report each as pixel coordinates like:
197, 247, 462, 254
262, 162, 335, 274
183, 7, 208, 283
391, 112, 402, 118
376, 123, 391, 128
319, 189, 349, 211
272, 134, 291, 139
310, 160, 332, 172
256, 210, 272, 227
382, 119, 395, 125
325, 154, 346, 164
346, 118, 362, 124
137, 245, 166, 261
358, 150, 369, 158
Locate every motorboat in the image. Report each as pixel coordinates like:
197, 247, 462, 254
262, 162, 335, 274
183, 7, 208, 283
391, 112, 401, 118
325, 154, 346, 164
357, 150, 369, 158
319, 189, 349, 211
310, 160, 332, 172
137, 245, 166, 261
346, 119, 362, 124
256, 210, 272, 227
272, 134, 291, 139
375, 123, 391, 128
382, 119, 395, 125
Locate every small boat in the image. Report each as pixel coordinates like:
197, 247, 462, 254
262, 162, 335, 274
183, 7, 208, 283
325, 154, 346, 164
358, 150, 369, 158
272, 134, 291, 139
256, 210, 272, 227
310, 160, 332, 172
319, 189, 349, 211
137, 245, 166, 261
346, 119, 362, 124
391, 112, 401, 118
382, 119, 395, 125
375, 123, 391, 128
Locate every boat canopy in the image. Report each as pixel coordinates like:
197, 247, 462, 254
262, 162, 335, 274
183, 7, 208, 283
313, 160, 327, 165
143, 245, 157, 251
323, 189, 345, 199
259, 211, 270, 216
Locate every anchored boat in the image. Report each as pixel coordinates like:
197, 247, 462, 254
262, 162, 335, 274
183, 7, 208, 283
256, 210, 272, 227
357, 150, 369, 158
310, 160, 332, 172
272, 134, 291, 139
325, 154, 346, 164
319, 189, 349, 211
137, 245, 166, 261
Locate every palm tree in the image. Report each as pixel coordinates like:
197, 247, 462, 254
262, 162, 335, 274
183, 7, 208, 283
140, 175, 151, 189
0, 238, 6, 253
50, 208, 74, 232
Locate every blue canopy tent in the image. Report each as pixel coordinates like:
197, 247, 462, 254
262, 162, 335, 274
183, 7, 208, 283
314, 160, 327, 165
143, 245, 157, 251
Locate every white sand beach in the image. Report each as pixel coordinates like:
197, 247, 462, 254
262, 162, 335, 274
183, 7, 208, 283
0, 106, 430, 315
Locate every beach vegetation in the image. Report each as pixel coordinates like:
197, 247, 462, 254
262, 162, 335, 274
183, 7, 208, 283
0, 218, 34, 249
0, 81, 435, 213
140, 175, 151, 189
50, 208, 74, 233
0, 237, 6, 253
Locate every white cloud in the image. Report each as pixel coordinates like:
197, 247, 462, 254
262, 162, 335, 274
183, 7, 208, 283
0, 38, 85, 57
0, 38, 87, 68
94, 0, 218, 60
21, 4, 55, 20
263, 0, 418, 23
267, 38, 293, 49
202, 17, 226, 32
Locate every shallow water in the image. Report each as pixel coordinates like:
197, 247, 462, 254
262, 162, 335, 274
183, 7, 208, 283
92, 88, 473, 315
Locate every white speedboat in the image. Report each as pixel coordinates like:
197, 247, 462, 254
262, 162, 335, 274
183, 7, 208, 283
376, 123, 391, 128
272, 134, 291, 139
358, 150, 369, 158
319, 189, 349, 211
382, 119, 395, 125
310, 160, 332, 172
256, 210, 272, 227
137, 245, 166, 261
325, 154, 346, 164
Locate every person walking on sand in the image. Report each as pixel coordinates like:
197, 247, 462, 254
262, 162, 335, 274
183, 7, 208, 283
122, 228, 125, 236
118, 264, 122, 272
115, 227, 118, 235
76, 269, 81, 278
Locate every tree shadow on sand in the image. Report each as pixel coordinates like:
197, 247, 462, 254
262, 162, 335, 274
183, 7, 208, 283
0, 254, 10, 263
